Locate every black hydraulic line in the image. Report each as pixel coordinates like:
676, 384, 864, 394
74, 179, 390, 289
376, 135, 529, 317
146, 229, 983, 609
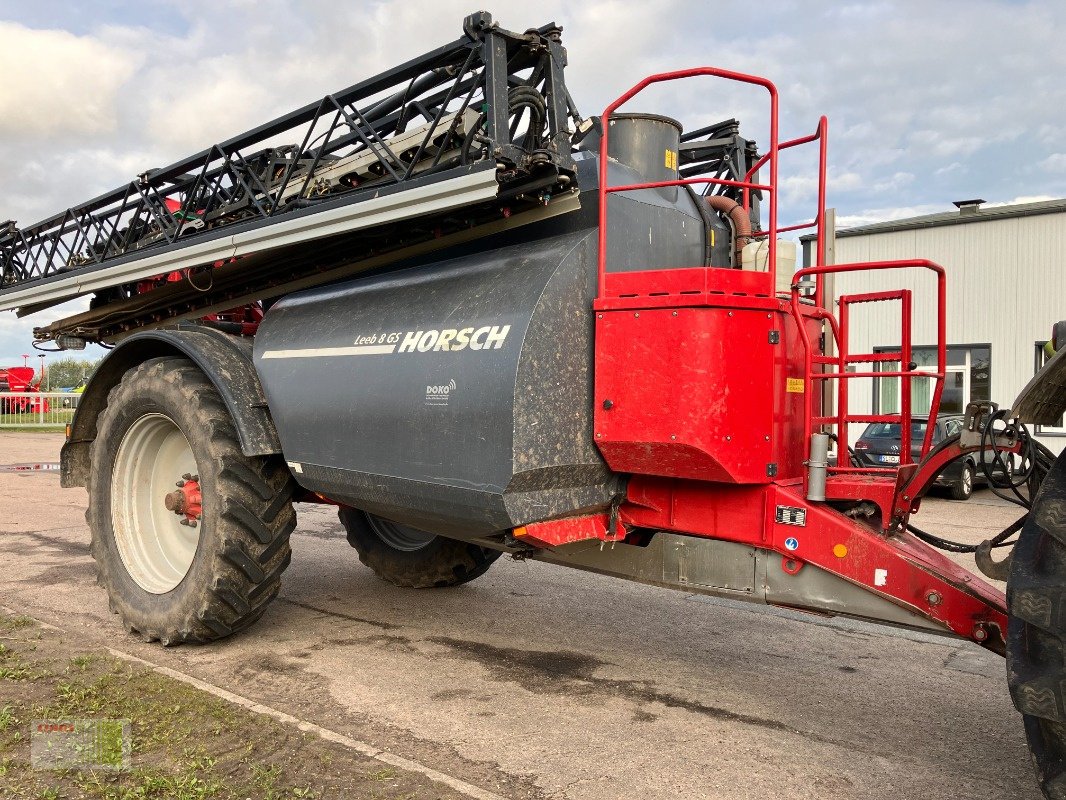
907, 515, 1024, 554
903, 410, 1054, 555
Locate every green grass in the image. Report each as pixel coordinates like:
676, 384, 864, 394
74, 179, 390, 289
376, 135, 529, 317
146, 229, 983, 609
0, 612, 431, 800
0, 409, 75, 423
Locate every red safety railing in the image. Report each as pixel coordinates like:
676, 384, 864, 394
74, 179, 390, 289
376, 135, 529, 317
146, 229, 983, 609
744, 116, 828, 304
597, 68, 779, 297
789, 260, 947, 482
596, 68, 829, 302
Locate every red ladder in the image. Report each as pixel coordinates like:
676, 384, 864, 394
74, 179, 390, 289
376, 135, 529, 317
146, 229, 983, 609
789, 260, 947, 485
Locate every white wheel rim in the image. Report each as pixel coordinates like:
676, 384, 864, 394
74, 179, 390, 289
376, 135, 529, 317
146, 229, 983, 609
111, 413, 201, 593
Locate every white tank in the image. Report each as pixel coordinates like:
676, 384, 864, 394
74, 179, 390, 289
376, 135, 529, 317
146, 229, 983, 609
741, 238, 797, 294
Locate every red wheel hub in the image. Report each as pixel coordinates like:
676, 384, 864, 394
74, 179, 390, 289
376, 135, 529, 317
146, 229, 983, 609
163, 473, 203, 527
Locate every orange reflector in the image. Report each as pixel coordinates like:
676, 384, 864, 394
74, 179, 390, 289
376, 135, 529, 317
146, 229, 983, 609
833, 544, 848, 558
513, 526, 528, 537
64, 423, 71, 439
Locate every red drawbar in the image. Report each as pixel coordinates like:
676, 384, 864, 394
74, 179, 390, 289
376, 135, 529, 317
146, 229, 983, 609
620, 477, 1007, 647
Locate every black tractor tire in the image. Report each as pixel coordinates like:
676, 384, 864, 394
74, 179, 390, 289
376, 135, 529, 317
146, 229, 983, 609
950, 461, 974, 501
338, 507, 500, 589
1008, 447, 1066, 799
87, 357, 296, 645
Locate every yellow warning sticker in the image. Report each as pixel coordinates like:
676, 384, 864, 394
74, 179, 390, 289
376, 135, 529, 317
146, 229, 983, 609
786, 377, 805, 393
664, 149, 678, 170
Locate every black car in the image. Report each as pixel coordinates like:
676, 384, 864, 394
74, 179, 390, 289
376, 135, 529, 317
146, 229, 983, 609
854, 415, 1009, 501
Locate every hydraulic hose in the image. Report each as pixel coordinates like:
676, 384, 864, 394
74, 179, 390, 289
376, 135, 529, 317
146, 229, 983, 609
705, 195, 752, 266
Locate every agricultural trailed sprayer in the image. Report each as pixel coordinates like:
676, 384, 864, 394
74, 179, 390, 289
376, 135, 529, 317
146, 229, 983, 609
2, 12, 1065, 797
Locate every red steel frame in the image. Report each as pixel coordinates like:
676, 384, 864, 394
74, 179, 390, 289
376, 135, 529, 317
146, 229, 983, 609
580, 68, 1007, 651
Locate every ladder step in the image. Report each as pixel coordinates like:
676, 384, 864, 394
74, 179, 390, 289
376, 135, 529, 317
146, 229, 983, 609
840, 289, 908, 304
845, 352, 903, 363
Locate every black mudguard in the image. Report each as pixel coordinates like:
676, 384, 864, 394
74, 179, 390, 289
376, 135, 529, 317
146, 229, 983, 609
61, 326, 280, 488
1014, 344, 1066, 426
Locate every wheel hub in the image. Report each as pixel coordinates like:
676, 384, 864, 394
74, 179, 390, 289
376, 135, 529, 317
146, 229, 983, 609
365, 514, 437, 552
163, 474, 203, 527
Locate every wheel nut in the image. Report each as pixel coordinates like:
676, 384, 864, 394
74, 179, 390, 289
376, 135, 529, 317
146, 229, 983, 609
182, 473, 192, 480
973, 624, 989, 642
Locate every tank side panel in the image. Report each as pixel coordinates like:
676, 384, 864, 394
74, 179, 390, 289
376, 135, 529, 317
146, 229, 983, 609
601, 158, 706, 273
254, 229, 614, 535
507, 230, 624, 521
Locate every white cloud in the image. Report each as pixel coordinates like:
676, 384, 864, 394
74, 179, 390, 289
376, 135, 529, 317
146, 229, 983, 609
1041, 153, 1066, 173
0, 22, 137, 137
986, 195, 1058, 207
835, 204, 947, 229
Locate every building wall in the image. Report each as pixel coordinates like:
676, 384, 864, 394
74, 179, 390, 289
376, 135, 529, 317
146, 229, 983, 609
825, 210, 1066, 453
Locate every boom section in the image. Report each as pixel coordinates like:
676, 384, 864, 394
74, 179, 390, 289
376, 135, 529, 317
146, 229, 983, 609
0, 12, 581, 344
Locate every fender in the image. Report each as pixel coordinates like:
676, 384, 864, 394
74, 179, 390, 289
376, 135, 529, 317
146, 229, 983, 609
61, 326, 281, 488
1013, 342, 1066, 426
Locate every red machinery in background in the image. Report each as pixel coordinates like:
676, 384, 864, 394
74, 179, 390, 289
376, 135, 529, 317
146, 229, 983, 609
0, 365, 48, 414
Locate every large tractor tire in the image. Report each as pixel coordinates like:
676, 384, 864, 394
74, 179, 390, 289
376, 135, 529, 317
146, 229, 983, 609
87, 357, 296, 644
339, 507, 500, 588
1008, 447, 1066, 799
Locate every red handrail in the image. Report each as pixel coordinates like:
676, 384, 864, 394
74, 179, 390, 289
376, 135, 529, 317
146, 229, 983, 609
743, 116, 828, 303
596, 67, 779, 297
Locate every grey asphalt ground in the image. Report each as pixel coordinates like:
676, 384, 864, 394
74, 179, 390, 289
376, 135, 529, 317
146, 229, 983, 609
0, 433, 1041, 800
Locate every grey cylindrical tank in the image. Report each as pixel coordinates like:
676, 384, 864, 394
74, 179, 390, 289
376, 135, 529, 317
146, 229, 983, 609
254, 227, 623, 537
602, 113, 682, 201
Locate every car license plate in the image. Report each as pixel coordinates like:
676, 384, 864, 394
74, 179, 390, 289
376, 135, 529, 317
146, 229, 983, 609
879, 455, 900, 464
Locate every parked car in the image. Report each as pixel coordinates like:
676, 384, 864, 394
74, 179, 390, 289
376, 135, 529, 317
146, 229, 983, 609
854, 415, 1010, 501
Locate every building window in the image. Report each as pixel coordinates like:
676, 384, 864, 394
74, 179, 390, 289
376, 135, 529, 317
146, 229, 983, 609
874, 345, 991, 416
1034, 342, 1066, 435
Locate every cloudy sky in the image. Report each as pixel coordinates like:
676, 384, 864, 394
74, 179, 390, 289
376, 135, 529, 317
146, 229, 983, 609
0, 0, 1064, 369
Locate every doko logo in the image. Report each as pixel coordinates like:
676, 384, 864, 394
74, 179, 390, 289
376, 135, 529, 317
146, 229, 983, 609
425, 379, 457, 406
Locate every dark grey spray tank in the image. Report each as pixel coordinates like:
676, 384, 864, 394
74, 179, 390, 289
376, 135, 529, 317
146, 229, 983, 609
254, 114, 715, 538
254, 226, 623, 537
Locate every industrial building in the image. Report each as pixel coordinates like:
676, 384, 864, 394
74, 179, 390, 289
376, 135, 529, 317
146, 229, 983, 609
801, 198, 1066, 453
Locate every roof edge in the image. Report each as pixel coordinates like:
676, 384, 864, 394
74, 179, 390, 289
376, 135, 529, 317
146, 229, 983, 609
799, 198, 1066, 241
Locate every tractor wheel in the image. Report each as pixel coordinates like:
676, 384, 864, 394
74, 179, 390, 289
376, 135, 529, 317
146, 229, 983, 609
339, 507, 500, 588
87, 357, 296, 644
1008, 447, 1066, 798
950, 462, 974, 501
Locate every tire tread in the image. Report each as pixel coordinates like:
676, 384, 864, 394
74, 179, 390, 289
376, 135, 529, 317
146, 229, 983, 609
87, 356, 295, 645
